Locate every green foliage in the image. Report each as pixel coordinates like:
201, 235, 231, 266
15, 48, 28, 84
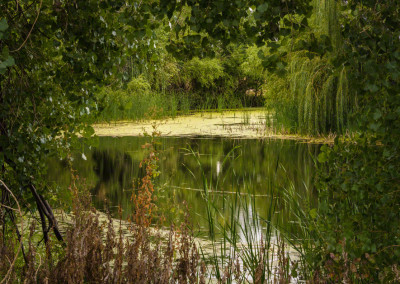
182, 57, 225, 88
0, 20, 14, 75
0, 19, 14, 74
261, 0, 357, 136
96, 86, 189, 122
311, 1, 400, 281
261, 0, 400, 280
0, 0, 168, 233
264, 51, 354, 135
2, 0, 399, 281
161, 0, 312, 55
316, 140, 400, 281
312, 0, 341, 51
127, 75, 152, 93
152, 56, 181, 92
239, 45, 266, 84
96, 45, 273, 122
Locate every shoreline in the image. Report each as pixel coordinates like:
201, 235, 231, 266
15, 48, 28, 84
93, 109, 334, 144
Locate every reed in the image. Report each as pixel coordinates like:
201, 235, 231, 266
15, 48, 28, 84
184, 145, 315, 283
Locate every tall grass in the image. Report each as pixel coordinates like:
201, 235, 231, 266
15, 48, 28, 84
95, 88, 246, 122
276, 167, 322, 281
184, 145, 318, 283
96, 90, 192, 122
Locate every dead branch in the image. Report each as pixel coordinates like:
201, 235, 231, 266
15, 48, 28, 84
29, 184, 64, 243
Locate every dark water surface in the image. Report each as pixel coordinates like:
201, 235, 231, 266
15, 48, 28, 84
48, 136, 319, 238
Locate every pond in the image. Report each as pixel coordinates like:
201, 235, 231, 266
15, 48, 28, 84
48, 135, 320, 240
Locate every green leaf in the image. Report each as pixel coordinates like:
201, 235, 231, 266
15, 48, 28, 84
0, 55, 14, 74
257, 3, 269, 13
82, 126, 95, 138
309, 208, 318, 219
371, 243, 377, 253
318, 152, 328, 163
267, 41, 280, 50
365, 83, 379, 93
369, 122, 380, 131
1, 46, 9, 58
0, 19, 8, 32
373, 109, 382, 120
257, 49, 265, 59
276, 61, 285, 70
3, 56, 15, 67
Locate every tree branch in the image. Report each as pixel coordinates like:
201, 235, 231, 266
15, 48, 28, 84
11, 0, 43, 53
29, 184, 64, 243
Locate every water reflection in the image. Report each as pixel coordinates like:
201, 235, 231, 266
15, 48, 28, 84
47, 136, 319, 238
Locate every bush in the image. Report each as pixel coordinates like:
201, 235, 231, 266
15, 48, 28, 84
182, 57, 225, 89
127, 75, 152, 94
314, 140, 400, 282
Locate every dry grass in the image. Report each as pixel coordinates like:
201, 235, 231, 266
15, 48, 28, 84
0, 141, 206, 283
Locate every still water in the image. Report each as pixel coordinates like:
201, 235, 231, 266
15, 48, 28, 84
48, 136, 319, 238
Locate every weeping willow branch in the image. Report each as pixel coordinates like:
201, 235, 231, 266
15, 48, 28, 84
287, 53, 352, 135
312, 0, 341, 50
269, 0, 354, 135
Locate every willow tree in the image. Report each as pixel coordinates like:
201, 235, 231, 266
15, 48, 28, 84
264, 0, 354, 135
287, 54, 352, 135
258, 1, 400, 280
314, 0, 400, 281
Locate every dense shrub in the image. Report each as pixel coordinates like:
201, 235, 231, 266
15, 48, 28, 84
182, 57, 225, 89
313, 139, 400, 282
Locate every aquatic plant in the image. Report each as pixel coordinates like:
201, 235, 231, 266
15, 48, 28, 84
184, 145, 307, 283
